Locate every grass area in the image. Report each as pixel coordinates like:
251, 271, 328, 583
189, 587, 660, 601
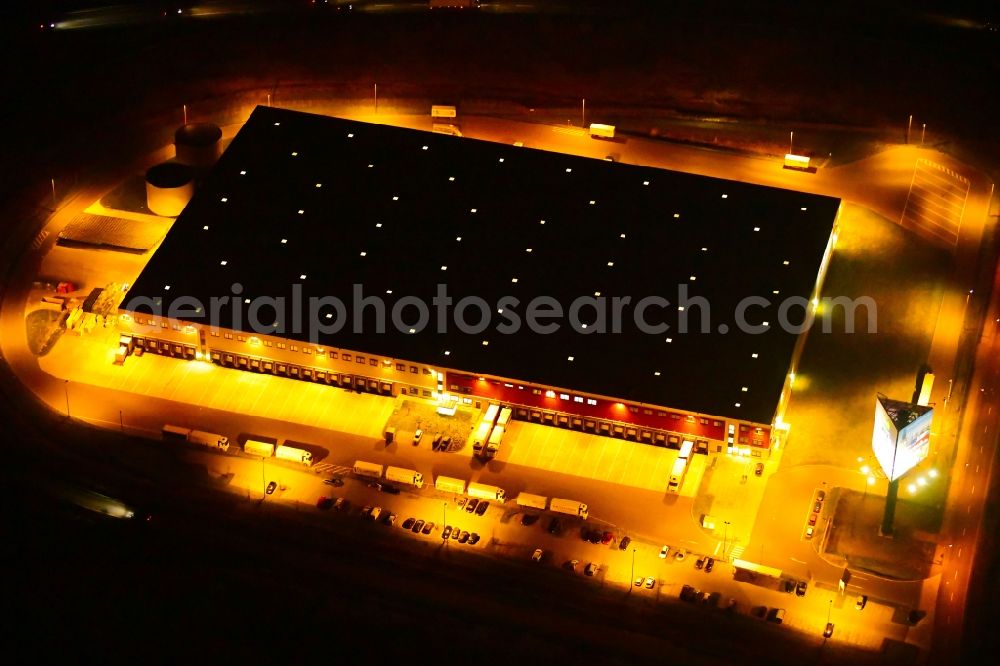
826, 489, 937, 580
25, 308, 66, 357
780, 204, 952, 471
385, 399, 477, 451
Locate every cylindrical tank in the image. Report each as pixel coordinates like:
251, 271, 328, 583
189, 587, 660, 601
174, 122, 222, 167
145, 162, 195, 217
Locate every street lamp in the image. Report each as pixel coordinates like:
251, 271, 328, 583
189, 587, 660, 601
64, 380, 70, 418
630, 548, 636, 591
722, 521, 731, 561
827, 598, 833, 624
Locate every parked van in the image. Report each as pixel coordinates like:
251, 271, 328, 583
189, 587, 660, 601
766, 608, 786, 624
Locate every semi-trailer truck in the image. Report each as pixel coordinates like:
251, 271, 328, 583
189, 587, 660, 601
515, 493, 548, 510
244, 440, 275, 457
353, 460, 384, 479
589, 123, 616, 138
485, 425, 504, 459
275, 445, 313, 465
549, 498, 589, 520
496, 407, 512, 429
467, 482, 506, 501
435, 476, 466, 494
471, 421, 493, 457
162, 425, 230, 451
385, 466, 424, 489
667, 457, 688, 493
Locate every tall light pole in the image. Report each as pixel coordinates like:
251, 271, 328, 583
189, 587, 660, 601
921, 123, 926, 145
581, 98, 586, 127
723, 521, 730, 561
63, 380, 70, 418
906, 114, 912, 144
51, 178, 57, 208
374, 83, 378, 114
267, 93, 271, 107
630, 548, 636, 591
789, 130, 794, 154
827, 598, 833, 624
183, 104, 188, 125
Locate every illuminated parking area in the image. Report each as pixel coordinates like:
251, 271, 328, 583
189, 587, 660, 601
501, 420, 707, 494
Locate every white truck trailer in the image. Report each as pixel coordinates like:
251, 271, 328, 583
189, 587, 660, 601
466, 482, 506, 501
275, 445, 313, 465
244, 440, 275, 457
471, 421, 493, 457
549, 498, 589, 520
515, 493, 548, 510
485, 425, 504, 459
187, 430, 230, 451
162, 425, 230, 452
667, 457, 688, 493
435, 476, 466, 494
385, 466, 424, 489
353, 460, 384, 479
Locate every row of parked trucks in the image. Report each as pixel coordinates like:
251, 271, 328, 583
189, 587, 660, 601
471, 404, 511, 459
161, 425, 313, 465
352, 461, 589, 518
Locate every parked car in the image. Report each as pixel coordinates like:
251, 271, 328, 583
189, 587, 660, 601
816, 490, 826, 502
458, 531, 470, 544
634, 577, 644, 587
441, 525, 453, 540
601, 531, 614, 545
754, 462, 764, 476
856, 595, 868, 610
475, 501, 490, 516
412, 429, 423, 445
521, 513, 539, 526
823, 622, 835, 638
813, 501, 822, 513
705, 557, 715, 573
465, 498, 479, 514
659, 545, 670, 559
323, 477, 344, 487
795, 581, 808, 597
468, 533, 480, 545
265, 481, 277, 495
619, 536, 631, 551
751, 605, 768, 619
383, 512, 397, 526
782, 580, 796, 593
808, 513, 817, 525
412, 519, 425, 533
368, 506, 381, 521
680, 585, 698, 602
724, 597, 738, 612
333, 498, 348, 511
644, 577, 655, 589
402, 517, 416, 530
316, 496, 333, 510
548, 517, 562, 535
440, 435, 452, 450
564, 559, 579, 572
767, 608, 786, 624
450, 527, 461, 540
674, 550, 686, 562
695, 556, 706, 570
382, 485, 401, 495
532, 548, 544, 562
422, 521, 435, 535
431, 433, 442, 450
584, 563, 599, 577
805, 526, 815, 539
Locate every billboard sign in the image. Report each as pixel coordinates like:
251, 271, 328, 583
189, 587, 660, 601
871, 396, 933, 481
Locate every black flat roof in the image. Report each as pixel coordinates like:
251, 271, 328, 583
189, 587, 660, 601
126, 106, 840, 424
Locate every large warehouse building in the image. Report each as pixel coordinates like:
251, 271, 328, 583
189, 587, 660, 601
118, 106, 841, 455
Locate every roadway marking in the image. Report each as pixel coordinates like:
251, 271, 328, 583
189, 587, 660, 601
970, 485, 975, 496
958, 547, 963, 558
951, 592, 955, 602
